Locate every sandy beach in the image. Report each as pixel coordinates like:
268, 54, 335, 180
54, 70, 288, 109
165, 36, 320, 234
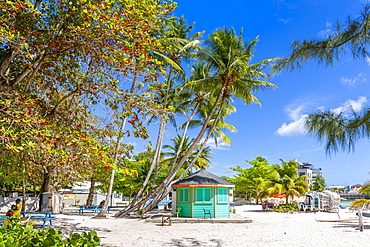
50, 205, 370, 247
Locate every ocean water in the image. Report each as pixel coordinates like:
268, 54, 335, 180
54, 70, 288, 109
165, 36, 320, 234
340, 201, 353, 207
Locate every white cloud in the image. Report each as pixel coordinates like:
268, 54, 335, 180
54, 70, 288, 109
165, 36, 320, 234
276, 114, 308, 136
276, 96, 368, 137
332, 96, 367, 114
318, 20, 334, 38
203, 137, 231, 150
340, 73, 367, 87
276, 97, 368, 137
276, 103, 309, 136
277, 18, 291, 24
365, 56, 370, 65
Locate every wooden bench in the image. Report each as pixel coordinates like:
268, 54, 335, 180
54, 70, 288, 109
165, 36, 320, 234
78, 205, 111, 215
161, 213, 172, 226
21, 211, 55, 228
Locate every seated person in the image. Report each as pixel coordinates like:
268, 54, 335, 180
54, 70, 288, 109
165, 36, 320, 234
13, 198, 22, 217
5, 199, 21, 221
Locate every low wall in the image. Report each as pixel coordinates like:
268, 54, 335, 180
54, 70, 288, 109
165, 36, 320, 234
0, 197, 39, 213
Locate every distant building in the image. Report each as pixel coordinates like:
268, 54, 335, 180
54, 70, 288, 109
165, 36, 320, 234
339, 192, 369, 200
326, 185, 346, 193
292, 159, 323, 189
346, 184, 362, 192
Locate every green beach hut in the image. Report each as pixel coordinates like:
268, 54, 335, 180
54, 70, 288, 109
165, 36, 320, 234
171, 170, 234, 218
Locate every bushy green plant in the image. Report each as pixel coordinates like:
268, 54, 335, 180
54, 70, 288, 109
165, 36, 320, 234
274, 203, 299, 213
0, 222, 100, 246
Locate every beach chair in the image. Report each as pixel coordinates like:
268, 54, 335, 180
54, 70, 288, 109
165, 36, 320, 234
202, 208, 211, 219
20, 216, 31, 226
175, 207, 182, 217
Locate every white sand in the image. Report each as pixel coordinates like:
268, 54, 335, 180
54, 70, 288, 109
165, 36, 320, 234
50, 205, 370, 247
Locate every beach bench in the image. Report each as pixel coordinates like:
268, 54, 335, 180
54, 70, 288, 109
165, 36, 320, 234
21, 211, 55, 228
161, 213, 172, 226
78, 205, 111, 215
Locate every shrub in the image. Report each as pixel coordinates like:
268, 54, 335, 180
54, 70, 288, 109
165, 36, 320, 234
274, 203, 299, 213
0, 221, 100, 246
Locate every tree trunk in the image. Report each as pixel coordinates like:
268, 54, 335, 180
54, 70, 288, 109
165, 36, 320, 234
86, 177, 96, 205
94, 70, 139, 218
39, 166, 51, 211
126, 70, 173, 210
115, 85, 226, 217
168, 101, 200, 174
21, 166, 26, 211
143, 98, 226, 212
358, 207, 364, 232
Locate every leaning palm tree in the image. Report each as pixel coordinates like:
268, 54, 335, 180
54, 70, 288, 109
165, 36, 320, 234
117, 27, 278, 217
125, 16, 203, 210
184, 95, 238, 147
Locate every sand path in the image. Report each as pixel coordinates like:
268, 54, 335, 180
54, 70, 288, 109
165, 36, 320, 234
51, 205, 370, 247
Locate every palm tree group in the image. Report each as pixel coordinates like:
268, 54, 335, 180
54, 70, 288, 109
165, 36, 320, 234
267, 160, 309, 204
117, 19, 278, 216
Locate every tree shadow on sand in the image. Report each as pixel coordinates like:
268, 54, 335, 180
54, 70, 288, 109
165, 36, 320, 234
332, 223, 370, 231
164, 237, 223, 247
45, 216, 111, 238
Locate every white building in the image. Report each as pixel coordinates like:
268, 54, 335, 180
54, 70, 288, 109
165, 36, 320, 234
293, 159, 323, 189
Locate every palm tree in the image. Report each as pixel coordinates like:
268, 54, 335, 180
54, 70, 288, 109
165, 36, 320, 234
184, 95, 238, 147
162, 135, 212, 171
359, 183, 370, 194
126, 16, 203, 208
267, 160, 309, 204
117, 27, 278, 217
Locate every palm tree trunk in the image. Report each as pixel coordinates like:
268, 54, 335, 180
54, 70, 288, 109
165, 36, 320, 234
115, 84, 226, 217
145, 98, 226, 212
168, 101, 200, 174
126, 69, 173, 210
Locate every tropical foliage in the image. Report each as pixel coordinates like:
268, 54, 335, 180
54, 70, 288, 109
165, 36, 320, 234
229, 157, 311, 204
0, 0, 281, 221
273, 4, 370, 155
0, 222, 100, 246
311, 174, 326, 192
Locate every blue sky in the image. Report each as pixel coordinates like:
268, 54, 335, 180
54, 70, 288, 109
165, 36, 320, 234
170, 0, 370, 186
127, 0, 370, 187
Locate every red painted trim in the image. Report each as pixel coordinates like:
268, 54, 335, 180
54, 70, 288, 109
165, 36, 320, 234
172, 184, 234, 188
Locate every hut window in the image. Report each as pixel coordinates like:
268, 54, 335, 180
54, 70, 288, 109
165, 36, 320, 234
217, 188, 228, 203
195, 188, 212, 203
178, 188, 189, 202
